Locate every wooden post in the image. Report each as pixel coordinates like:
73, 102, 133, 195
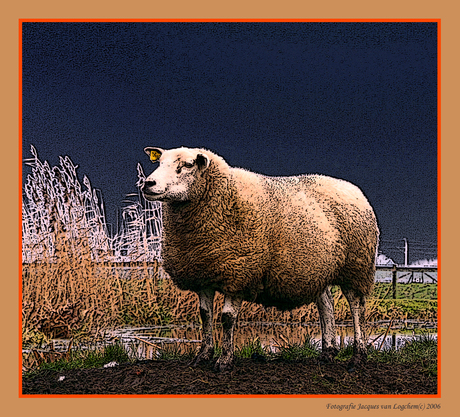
392, 265, 397, 299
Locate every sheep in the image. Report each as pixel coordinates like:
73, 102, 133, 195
141, 146, 379, 371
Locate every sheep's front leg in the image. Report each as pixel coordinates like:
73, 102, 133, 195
316, 286, 339, 362
215, 294, 242, 372
190, 289, 215, 366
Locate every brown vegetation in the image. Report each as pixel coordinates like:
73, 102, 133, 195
23, 260, 437, 344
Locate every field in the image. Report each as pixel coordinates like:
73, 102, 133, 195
22, 333, 437, 395
21, 148, 438, 395
373, 282, 437, 300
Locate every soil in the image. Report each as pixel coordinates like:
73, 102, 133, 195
22, 357, 437, 395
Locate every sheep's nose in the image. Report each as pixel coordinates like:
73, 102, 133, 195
143, 180, 156, 191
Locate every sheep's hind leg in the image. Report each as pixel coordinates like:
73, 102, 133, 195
341, 288, 368, 364
190, 289, 215, 367
316, 286, 339, 362
215, 294, 242, 372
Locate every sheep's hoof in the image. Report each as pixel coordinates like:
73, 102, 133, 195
352, 344, 368, 360
319, 347, 339, 363
214, 357, 234, 372
251, 352, 267, 363
350, 351, 368, 366
189, 350, 213, 367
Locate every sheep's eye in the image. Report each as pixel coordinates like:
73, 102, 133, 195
184, 162, 194, 168
176, 166, 182, 174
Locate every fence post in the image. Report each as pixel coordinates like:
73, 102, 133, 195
392, 265, 397, 299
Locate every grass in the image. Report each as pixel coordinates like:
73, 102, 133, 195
155, 343, 198, 361
235, 337, 267, 358
371, 283, 437, 300
368, 333, 438, 376
372, 299, 438, 321
276, 338, 321, 361
23, 333, 437, 378
23, 341, 132, 378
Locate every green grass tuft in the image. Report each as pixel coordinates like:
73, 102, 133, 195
368, 332, 437, 376
235, 337, 268, 358
274, 336, 320, 361
24, 341, 133, 377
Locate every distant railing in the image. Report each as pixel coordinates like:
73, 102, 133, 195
375, 265, 438, 299
22, 261, 437, 286
375, 265, 438, 273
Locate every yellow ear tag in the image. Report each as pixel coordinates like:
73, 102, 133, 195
150, 150, 161, 161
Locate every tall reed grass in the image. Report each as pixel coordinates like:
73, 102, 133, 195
22, 145, 162, 264
21, 146, 167, 343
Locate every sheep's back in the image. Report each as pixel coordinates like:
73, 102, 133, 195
257, 173, 378, 299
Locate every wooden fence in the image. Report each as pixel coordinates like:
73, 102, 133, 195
375, 265, 438, 299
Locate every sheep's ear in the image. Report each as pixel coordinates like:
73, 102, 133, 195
144, 147, 164, 162
196, 153, 210, 171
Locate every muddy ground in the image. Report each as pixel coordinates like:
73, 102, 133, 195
22, 357, 437, 395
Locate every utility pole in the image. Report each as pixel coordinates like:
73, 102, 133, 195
404, 238, 408, 267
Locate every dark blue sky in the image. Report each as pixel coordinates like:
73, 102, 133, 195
21, 22, 438, 264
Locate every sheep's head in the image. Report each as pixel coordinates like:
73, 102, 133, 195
142, 147, 210, 203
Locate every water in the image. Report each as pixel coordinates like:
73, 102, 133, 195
27, 320, 435, 363
108, 320, 437, 359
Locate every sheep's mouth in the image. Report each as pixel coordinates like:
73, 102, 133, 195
142, 190, 166, 201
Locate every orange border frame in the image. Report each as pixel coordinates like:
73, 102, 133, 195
18, 18, 441, 399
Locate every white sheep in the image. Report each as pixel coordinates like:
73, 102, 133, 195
142, 146, 379, 371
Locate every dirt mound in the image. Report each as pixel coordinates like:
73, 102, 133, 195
22, 357, 437, 395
